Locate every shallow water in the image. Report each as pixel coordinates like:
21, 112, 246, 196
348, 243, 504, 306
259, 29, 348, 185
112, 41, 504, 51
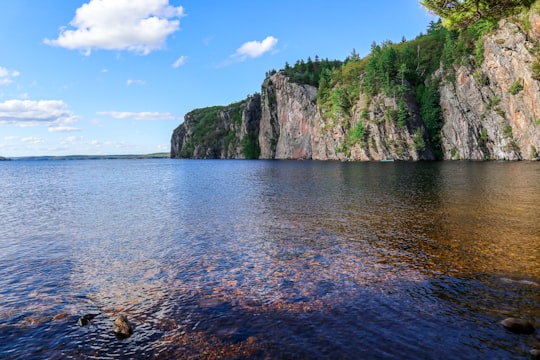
0, 159, 538, 359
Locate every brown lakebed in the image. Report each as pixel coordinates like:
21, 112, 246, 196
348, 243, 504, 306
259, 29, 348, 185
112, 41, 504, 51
0, 159, 539, 359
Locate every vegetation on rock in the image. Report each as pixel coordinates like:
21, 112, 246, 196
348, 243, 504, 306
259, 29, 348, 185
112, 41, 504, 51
171, 1, 540, 161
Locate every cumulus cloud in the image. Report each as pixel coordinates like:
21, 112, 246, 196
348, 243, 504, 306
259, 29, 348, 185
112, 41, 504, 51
97, 111, 179, 121
172, 55, 187, 68
233, 36, 278, 61
0, 66, 20, 85
44, 0, 185, 55
0, 99, 78, 127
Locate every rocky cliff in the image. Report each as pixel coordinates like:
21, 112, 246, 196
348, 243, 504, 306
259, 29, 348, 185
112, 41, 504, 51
258, 73, 435, 161
171, 6, 540, 161
170, 94, 261, 159
439, 14, 540, 160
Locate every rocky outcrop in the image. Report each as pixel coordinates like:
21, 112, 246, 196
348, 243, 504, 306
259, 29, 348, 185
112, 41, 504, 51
440, 17, 540, 160
172, 9, 540, 161
170, 94, 261, 159
258, 73, 434, 161
259, 73, 316, 159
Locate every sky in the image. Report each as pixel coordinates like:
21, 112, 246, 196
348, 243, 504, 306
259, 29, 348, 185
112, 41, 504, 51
0, 0, 436, 157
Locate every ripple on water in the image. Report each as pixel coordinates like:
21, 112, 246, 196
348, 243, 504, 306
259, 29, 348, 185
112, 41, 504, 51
0, 160, 539, 359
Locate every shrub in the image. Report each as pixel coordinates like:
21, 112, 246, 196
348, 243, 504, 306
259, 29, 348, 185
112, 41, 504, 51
508, 78, 524, 95
532, 61, 540, 80
503, 124, 514, 138
413, 129, 427, 151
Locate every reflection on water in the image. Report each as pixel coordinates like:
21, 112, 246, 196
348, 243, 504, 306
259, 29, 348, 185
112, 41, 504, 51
0, 160, 538, 359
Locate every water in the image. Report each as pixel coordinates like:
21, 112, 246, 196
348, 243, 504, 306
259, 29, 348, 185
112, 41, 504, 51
0, 159, 538, 359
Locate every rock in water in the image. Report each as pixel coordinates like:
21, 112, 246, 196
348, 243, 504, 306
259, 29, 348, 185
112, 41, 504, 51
501, 318, 536, 334
78, 313, 98, 326
113, 315, 133, 338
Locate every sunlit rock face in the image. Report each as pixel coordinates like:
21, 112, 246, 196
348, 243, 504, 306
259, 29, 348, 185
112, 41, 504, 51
440, 19, 540, 160
259, 73, 435, 161
259, 73, 315, 160
173, 11, 540, 161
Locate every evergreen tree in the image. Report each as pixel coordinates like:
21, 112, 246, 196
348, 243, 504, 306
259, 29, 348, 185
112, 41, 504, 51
421, 0, 534, 29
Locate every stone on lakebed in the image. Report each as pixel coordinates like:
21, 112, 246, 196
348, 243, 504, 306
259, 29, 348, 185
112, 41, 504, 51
500, 318, 536, 335
113, 315, 133, 338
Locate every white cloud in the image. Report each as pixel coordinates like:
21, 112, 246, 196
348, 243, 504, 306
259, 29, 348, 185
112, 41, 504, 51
233, 36, 278, 61
48, 126, 81, 133
21, 137, 44, 144
172, 55, 187, 68
44, 0, 185, 55
0, 66, 20, 85
0, 99, 78, 127
98, 111, 179, 120
60, 136, 84, 144
126, 79, 146, 86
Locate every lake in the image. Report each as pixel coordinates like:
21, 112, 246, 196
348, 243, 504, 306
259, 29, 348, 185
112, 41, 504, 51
0, 159, 539, 359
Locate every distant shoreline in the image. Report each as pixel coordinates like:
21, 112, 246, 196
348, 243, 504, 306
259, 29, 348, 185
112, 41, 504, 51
4, 153, 170, 161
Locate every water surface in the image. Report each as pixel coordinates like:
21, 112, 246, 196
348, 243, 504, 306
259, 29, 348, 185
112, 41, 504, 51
0, 160, 539, 359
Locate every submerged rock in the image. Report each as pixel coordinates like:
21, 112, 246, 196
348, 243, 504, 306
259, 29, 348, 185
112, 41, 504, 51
78, 313, 98, 326
113, 315, 133, 338
501, 318, 536, 335
53, 313, 69, 321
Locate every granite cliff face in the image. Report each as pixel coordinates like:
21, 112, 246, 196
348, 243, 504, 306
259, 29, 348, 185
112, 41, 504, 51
259, 73, 435, 161
440, 15, 540, 160
171, 11, 540, 161
259, 73, 316, 159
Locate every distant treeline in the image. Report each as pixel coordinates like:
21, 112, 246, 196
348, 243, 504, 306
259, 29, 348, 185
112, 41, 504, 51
10, 153, 170, 161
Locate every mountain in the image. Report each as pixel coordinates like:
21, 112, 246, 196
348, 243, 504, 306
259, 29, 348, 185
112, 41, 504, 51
171, 2, 540, 161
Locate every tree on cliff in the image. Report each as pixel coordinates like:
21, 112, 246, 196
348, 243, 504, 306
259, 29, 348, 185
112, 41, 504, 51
420, 0, 535, 28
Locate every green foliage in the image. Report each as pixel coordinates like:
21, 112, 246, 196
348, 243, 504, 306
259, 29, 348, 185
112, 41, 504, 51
480, 128, 489, 142
413, 129, 427, 151
416, 79, 444, 159
280, 56, 341, 87
487, 95, 502, 110
190, 106, 225, 148
441, 18, 497, 68
503, 124, 514, 138
397, 99, 408, 128
420, 0, 535, 29
352, 121, 367, 142
532, 61, 540, 80
508, 78, 524, 95
318, 57, 368, 121
336, 120, 367, 156
241, 133, 260, 159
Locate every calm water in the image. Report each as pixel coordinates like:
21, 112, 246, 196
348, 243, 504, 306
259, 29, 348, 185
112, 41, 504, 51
0, 159, 539, 359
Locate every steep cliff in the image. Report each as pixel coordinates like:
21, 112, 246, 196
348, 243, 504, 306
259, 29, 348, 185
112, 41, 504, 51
439, 15, 540, 160
259, 73, 316, 159
259, 72, 435, 161
172, 4, 540, 161
170, 94, 261, 159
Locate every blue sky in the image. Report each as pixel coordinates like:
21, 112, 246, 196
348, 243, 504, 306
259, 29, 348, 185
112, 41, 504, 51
0, 1, 436, 157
